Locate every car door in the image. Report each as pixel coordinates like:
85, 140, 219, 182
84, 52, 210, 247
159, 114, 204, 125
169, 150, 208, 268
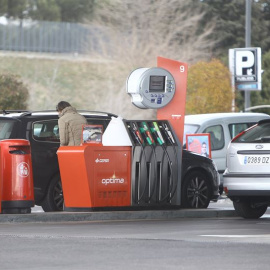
29, 119, 60, 202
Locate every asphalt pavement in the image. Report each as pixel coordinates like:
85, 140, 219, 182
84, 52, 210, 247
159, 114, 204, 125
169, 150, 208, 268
1, 210, 268, 270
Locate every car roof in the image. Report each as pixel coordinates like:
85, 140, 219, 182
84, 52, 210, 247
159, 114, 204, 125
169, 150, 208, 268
0, 110, 117, 118
184, 112, 270, 125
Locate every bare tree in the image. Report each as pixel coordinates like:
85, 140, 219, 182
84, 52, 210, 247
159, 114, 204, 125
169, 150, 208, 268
83, 0, 216, 119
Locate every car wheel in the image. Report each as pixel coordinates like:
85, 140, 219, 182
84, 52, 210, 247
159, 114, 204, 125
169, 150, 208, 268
233, 200, 267, 219
181, 171, 211, 208
41, 175, 64, 212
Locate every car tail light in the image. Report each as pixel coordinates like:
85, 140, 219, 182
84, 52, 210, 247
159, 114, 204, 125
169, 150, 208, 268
231, 124, 257, 143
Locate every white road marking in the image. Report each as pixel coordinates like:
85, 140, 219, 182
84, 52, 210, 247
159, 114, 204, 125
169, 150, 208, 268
201, 235, 270, 238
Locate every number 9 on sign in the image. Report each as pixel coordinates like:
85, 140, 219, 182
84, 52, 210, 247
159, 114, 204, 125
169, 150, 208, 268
180, 65, 185, 73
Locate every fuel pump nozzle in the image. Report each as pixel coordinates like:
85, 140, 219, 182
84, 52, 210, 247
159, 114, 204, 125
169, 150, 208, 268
139, 128, 152, 145
162, 123, 175, 145
140, 122, 155, 145
131, 122, 144, 145
153, 122, 165, 144
150, 129, 163, 145
150, 127, 163, 145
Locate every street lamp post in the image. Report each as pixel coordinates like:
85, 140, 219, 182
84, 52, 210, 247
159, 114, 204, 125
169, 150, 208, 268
245, 0, 252, 110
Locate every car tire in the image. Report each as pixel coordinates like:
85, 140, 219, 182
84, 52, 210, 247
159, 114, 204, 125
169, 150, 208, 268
233, 200, 267, 219
181, 171, 211, 208
41, 175, 64, 212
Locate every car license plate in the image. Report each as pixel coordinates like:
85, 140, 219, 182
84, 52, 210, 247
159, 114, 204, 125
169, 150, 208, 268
244, 156, 270, 165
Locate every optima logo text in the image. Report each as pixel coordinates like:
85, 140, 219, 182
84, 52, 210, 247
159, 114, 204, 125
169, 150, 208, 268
101, 178, 125, 185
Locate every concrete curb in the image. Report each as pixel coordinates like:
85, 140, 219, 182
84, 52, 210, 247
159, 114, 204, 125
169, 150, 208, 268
0, 208, 237, 223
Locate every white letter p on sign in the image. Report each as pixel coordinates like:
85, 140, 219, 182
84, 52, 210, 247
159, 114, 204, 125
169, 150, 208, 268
235, 51, 254, 76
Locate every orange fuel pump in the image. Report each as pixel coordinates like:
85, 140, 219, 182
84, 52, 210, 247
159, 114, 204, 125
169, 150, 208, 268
57, 145, 131, 211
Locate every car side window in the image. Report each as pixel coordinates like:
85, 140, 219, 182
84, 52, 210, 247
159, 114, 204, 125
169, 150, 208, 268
203, 125, 224, 151
32, 118, 110, 143
229, 122, 256, 139
33, 120, 60, 143
0, 120, 16, 139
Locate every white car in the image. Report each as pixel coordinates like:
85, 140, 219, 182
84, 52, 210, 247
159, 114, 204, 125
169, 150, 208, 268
184, 112, 270, 193
223, 119, 270, 219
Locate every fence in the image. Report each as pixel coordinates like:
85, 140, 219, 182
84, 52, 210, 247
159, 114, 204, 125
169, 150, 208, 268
0, 19, 92, 54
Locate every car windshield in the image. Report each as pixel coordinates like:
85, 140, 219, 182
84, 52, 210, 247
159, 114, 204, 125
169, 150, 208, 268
234, 123, 270, 143
0, 119, 17, 140
183, 124, 199, 144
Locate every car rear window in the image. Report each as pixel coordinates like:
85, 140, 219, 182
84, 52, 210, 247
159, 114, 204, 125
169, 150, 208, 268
228, 122, 256, 139
233, 123, 270, 143
0, 119, 17, 139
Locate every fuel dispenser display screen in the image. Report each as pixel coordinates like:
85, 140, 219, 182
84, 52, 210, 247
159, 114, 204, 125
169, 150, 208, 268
126, 67, 176, 109
149, 76, 165, 92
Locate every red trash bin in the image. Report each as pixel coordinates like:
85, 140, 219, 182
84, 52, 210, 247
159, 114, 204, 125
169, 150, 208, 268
0, 139, 34, 214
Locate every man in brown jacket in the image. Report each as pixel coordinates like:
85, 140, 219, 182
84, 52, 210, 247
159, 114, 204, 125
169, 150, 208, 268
56, 101, 87, 146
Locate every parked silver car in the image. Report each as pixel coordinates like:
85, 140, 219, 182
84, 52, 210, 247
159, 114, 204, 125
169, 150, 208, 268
184, 112, 270, 194
224, 119, 270, 219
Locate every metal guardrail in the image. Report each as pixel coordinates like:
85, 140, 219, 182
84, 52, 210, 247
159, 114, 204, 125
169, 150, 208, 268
244, 105, 270, 112
0, 19, 92, 54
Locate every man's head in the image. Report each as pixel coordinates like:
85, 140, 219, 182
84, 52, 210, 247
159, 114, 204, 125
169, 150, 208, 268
56, 101, 71, 113
202, 142, 207, 153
